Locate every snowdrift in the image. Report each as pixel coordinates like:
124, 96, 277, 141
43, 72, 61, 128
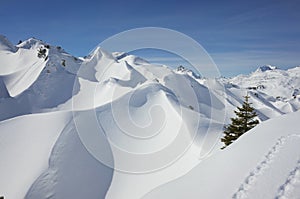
0, 35, 299, 199
0, 112, 73, 199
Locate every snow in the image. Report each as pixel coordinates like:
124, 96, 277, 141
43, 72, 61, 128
255, 65, 277, 72
0, 36, 299, 199
0, 35, 16, 52
25, 112, 114, 199
0, 111, 72, 199
143, 110, 300, 199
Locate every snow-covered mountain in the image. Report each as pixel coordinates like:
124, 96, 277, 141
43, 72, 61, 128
255, 65, 277, 72
0, 35, 299, 199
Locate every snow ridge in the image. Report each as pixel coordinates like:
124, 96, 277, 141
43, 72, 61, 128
0, 35, 16, 52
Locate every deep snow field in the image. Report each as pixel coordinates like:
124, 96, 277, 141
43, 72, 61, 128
0, 35, 300, 199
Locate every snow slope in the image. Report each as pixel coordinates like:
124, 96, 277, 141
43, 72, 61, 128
143, 110, 300, 199
25, 110, 114, 199
0, 111, 72, 199
0, 36, 80, 121
0, 36, 299, 199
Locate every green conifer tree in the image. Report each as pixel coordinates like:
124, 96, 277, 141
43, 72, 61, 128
221, 95, 259, 149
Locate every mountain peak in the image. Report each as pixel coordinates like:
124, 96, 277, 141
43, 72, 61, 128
255, 65, 278, 72
85, 46, 116, 61
17, 37, 46, 49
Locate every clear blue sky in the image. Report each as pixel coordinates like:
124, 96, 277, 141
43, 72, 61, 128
1, 0, 300, 76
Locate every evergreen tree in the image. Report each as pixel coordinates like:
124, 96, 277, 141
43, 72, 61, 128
221, 95, 259, 149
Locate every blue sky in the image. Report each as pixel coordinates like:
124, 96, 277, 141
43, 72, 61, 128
1, 0, 300, 76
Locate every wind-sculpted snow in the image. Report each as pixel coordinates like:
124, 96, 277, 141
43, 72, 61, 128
0, 36, 299, 122
0, 111, 73, 199
0, 35, 299, 199
25, 112, 114, 199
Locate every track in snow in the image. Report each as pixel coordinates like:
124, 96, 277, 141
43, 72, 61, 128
275, 158, 300, 199
233, 135, 300, 199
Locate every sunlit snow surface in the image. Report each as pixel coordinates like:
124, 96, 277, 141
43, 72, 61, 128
0, 35, 300, 199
